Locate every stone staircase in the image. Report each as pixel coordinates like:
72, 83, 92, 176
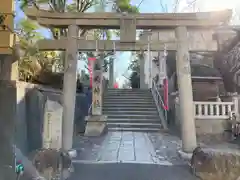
103, 89, 162, 132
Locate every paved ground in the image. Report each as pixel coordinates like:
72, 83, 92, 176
70, 132, 196, 180
72, 132, 184, 164
69, 163, 196, 180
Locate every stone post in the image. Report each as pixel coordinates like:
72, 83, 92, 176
62, 25, 78, 150
140, 53, 147, 89
92, 53, 103, 115
109, 57, 114, 88
174, 95, 180, 126
232, 93, 239, 120
147, 36, 152, 89
175, 26, 197, 153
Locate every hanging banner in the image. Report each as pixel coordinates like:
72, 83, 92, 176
163, 78, 169, 110
92, 60, 103, 115
88, 57, 96, 88
114, 82, 119, 89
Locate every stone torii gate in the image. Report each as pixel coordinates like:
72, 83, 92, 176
25, 8, 231, 153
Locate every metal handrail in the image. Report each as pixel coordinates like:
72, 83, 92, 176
88, 103, 93, 115
151, 79, 168, 130
152, 80, 165, 107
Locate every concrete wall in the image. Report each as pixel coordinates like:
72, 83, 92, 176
15, 81, 89, 155
174, 100, 232, 136
195, 119, 231, 135
174, 107, 231, 135
0, 80, 17, 179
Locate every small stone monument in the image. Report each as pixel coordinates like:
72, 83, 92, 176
43, 99, 63, 149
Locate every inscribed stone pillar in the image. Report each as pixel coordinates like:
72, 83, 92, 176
43, 99, 63, 149
92, 54, 103, 115
62, 25, 78, 150
175, 26, 197, 153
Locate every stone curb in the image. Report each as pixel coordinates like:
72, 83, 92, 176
177, 150, 192, 161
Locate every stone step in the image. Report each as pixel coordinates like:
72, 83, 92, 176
104, 96, 153, 100
104, 91, 152, 96
105, 91, 151, 94
107, 88, 150, 92
103, 110, 158, 115
107, 127, 161, 132
105, 94, 152, 98
106, 118, 160, 124
106, 114, 160, 119
104, 100, 154, 104
107, 122, 162, 129
103, 101, 156, 105
103, 104, 156, 108
103, 107, 157, 111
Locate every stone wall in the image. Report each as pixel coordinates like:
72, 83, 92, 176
175, 111, 231, 136
174, 101, 232, 136
195, 119, 231, 135
0, 81, 17, 179
15, 81, 89, 155
192, 81, 225, 101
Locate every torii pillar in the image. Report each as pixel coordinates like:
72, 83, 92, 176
175, 26, 197, 153
62, 25, 79, 150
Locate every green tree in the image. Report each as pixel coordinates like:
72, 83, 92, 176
18, 0, 139, 86
17, 18, 59, 81
128, 52, 142, 88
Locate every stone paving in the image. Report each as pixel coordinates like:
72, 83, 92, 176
73, 131, 185, 165
70, 132, 196, 180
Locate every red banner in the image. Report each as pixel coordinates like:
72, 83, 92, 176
163, 78, 169, 110
88, 57, 96, 88
114, 82, 119, 89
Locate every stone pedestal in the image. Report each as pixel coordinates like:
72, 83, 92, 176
84, 115, 107, 136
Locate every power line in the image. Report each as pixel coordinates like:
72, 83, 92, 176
137, 0, 145, 8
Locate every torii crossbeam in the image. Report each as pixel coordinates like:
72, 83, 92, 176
36, 39, 217, 52
24, 8, 231, 52
25, 8, 231, 28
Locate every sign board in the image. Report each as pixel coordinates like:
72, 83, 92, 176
43, 99, 63, 149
